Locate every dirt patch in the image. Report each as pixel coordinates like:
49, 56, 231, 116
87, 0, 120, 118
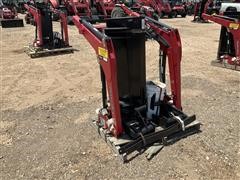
11, 48, 25, 54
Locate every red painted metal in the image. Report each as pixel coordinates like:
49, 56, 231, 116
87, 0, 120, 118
193, 0, 213, 21
24, 4, 43, 46
137, 0, 172, 17
204, 0, 213, 14
73, 5, 183, 136
24, 3, 70, 47
73, 15, 123, 136
60, 0, 92, 17
0, 7, 17, 19
117, 4, 140, 17
203, 13, 240, 67
70, 0, 91, 17
49, 0, 59, 9
54, 9, 70, 46
62, 0, 116, 19
95, 0, 116, 17
147, 23, 182, 109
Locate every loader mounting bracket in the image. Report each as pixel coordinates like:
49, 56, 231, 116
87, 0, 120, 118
92, 107, 200, 162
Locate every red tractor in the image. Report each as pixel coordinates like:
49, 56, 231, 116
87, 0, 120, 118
111, 0, 173, 20
137, 0, 173, 18
0, 7, 15, 19
0, 3, 24, 27
52, 0, 117, 23
110, 1, 159, 20
170, 0, 187, 18
58, 0, 161, 23
135, 0, 187, 18
49, 0, 92, 23
64, 0, 91, 18
185, 1, 195, 16
93, 0, 117, 17
192, 0, 213, 22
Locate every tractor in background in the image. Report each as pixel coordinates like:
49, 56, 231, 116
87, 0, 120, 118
111, 0, 177, 19
52, 0, 117, 23
136, 0, 173, 18
185, 1, 195, 16
24, 0, 74, 57
192, 0, 213, 22
135, 0, 187, 18
192, 0, 232, 22
0, 0, 24, 27
170, 0, 187, 18
201, 1, 240, 70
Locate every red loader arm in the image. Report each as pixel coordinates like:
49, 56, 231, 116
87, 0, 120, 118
73, 16, 123, 136
24, 4, 43, 46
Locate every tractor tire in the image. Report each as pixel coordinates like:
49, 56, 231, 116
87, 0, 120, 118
53, 32, 63, 48
171, 11, 177, 18
160, 12, 165, 18
25, 18, 30, 24
52, 13, 60, 21
153, 13, 160, 21
111, 7, 126, 18
25, 14, 30, 24
30, 18, 36, 26
91, 7, 98, 16
67, 16, 73, 25
181, 13, 187, 18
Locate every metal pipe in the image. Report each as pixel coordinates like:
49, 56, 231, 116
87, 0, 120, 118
81, 19, 105, 40
100, 66, 107, 108
145, 16, 173, 30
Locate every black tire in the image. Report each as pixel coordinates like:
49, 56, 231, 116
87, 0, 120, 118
111, 7, 126, 18
25, 18, 30, 24
160, 12, 165, 18
187, 9, 192, 16
171, 11, 177, 18
153, 13, 159, 21
91, 7, 98, 15
181, 13, 187, 18
25, 14, 30, 24
52, 13, 60, 21
53, 32, 63, 48
67, 16, 73, 25
30, 18, 35, 26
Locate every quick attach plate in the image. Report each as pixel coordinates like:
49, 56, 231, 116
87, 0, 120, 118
91, 117, 201, 163
211, 60, 240, 71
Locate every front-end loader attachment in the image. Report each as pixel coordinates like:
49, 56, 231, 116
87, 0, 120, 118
24, 2, 74, 58
73, 14, 201, 162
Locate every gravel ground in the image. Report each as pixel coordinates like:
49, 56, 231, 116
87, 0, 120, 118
0, 16, 239, 179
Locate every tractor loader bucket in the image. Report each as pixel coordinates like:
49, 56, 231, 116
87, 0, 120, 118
0, 18, 24, 28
